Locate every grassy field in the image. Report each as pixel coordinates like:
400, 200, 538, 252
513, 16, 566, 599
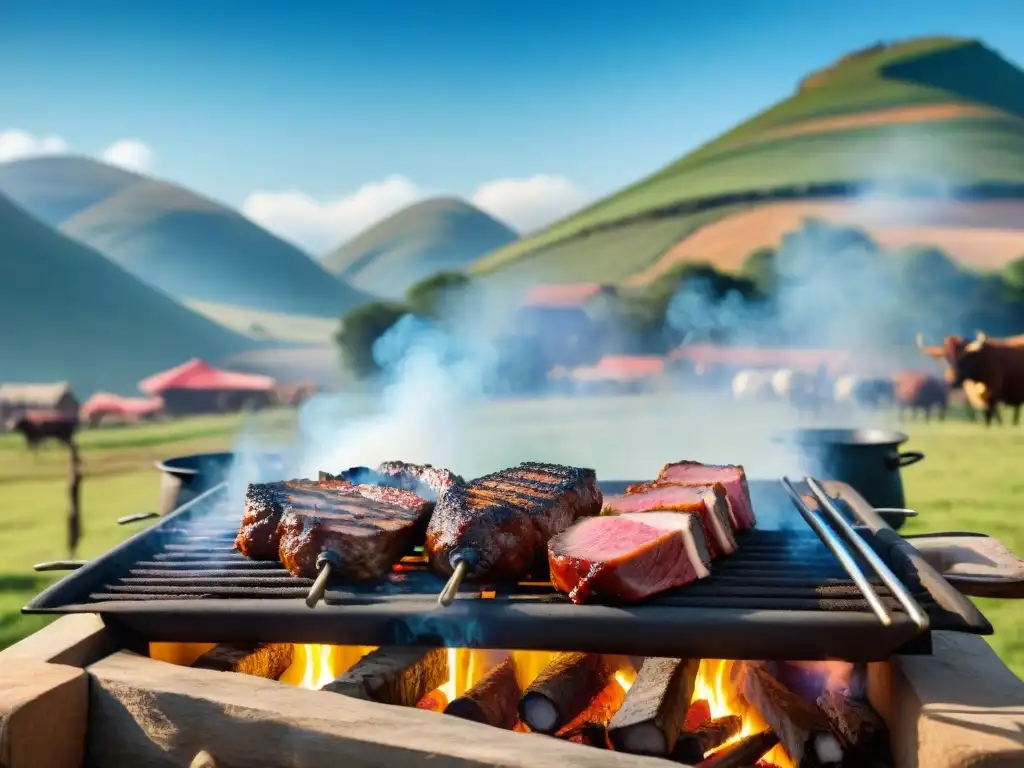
468, 38, 1024, 281
0, 397, 1020, 681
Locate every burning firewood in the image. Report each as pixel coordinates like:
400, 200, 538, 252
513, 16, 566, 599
684, 699, 712, 730
321, 646, 447, 707
740, 663, 843, 767
554, 679, 628, 749
815, 689, 889, 761
444, 656, 522, 729
672, 715, 743, 764
519, 652, 619, 734
607, 657, 700, 756
415, 689, 447, 712
192, 643, 293, 680
694, 728, 779, 768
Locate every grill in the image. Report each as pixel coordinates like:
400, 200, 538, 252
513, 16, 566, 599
24, 478, 991, 661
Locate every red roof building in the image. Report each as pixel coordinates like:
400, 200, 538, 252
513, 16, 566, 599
138, 359, 277, 415
81, 393, 164, 425
520, 283, 612, 309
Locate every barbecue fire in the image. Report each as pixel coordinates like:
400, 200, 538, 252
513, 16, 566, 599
258, 644, 795, 766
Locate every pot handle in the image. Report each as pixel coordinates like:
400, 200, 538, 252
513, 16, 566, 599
886, 451, 925, 470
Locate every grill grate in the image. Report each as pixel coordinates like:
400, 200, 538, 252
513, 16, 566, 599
24, 479, 991, 660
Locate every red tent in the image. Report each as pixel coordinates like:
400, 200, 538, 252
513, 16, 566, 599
138, 358, 276, 397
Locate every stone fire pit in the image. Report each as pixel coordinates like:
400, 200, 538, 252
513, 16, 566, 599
1, 613, 1023, 767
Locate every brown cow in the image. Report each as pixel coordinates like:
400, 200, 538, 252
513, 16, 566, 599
892, 371, 948, 422
917, 332, 1024, 426
4, 409, 79, 448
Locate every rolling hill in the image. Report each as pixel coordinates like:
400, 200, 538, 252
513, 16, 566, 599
321, 197, 517, 298
0, 191, 257, 397
468, 37, 1024, 284
0, 156, 370, 319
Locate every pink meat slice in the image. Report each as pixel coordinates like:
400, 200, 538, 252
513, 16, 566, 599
655, 461, 757, 531
547, 512, 711, 605
602, 482, 736, 558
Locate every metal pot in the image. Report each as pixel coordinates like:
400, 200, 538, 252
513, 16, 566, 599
772, 428, 924, 530
155, 452, 236, 517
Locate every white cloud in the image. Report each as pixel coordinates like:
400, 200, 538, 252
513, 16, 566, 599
0, 129, 69, 162
471, 174, 587, 233
0, 129, 154, 173
242, 176, 427, 253
101, 138, 153, 172
243, 173, 588, 252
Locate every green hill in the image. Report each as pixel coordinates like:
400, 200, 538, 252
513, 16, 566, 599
469, 37, 1024, 282
321, 197, 517, 298
0, 156, 371, 318
0, 192, 257, 396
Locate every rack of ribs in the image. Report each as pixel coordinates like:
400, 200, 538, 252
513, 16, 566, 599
425, 461, 602, 600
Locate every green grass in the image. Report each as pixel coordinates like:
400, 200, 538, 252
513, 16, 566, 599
468, 37, 1024, 281
1, 399, 1020, 681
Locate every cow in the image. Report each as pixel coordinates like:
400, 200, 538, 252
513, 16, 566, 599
834, 375, 895, 409
916, 332, 1024, 426
892, 372, 948, 421
4, 410, 79, 448
732, 369, 774, 400
771, 367, 830, 412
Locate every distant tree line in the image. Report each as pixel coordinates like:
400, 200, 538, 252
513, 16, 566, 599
334, 218, 1024, 381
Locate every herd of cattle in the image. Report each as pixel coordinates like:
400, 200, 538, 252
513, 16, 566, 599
724, 332, 1024, 426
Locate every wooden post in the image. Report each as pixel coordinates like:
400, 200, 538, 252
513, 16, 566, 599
67, 439, 82, 559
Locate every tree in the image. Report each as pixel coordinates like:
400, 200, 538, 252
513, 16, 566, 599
1003, 256, 1024, 294
404, 271, 471, 319
740, 246, 778, 297
334, 301, 407, 379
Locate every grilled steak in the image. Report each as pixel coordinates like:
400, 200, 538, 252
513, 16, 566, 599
236, 478, 354, 559
548, 512, 711, 604
330, 461, 464, 502
277, 483, 433, 580
425, 461, 602, 582
602, 482, 736, 558
649, 461, 757, 531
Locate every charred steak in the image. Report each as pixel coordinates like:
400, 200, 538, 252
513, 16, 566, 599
425, 461, 602, 582
236, 478, 353, 559
329, 461, 464, 502
548, 512, 712, 604
277, 483, 433, 580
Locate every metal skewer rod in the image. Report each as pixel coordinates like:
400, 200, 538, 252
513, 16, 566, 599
117, 511, 160, 525
305, 551, 340, 609
781, 478, 893, 627
805, 477, 930, 631
33, 560, 87, 572
438, 560, 469, 607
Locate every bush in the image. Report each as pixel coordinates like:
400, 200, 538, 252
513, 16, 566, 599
334, 301, 407, 379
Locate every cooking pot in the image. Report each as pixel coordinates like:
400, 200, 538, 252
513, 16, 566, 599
771, 428, 924, 530
155, 451, 284, 516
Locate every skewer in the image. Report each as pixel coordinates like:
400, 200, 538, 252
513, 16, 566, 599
305, 550, 341, 609
438, 550, 479, 607
781, 478, 893, 627
117, 511, 160, 525
33, 560, 87, 572
438, 560, 470, 607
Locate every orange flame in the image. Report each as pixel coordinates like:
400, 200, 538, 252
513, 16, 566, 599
152, 642, 801, 767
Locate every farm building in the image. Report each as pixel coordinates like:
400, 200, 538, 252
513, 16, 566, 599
0, 382, 79, 425
80, 392, 165, 426
138, 358, 277, 416
569, 355, 667, 394
513, 283, 618, 368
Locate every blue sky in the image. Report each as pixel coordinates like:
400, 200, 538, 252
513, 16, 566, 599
2, 0, 1024, 251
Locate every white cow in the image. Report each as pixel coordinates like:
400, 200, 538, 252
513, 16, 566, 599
833, 374, 860, 405
732, 369, 774, 400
